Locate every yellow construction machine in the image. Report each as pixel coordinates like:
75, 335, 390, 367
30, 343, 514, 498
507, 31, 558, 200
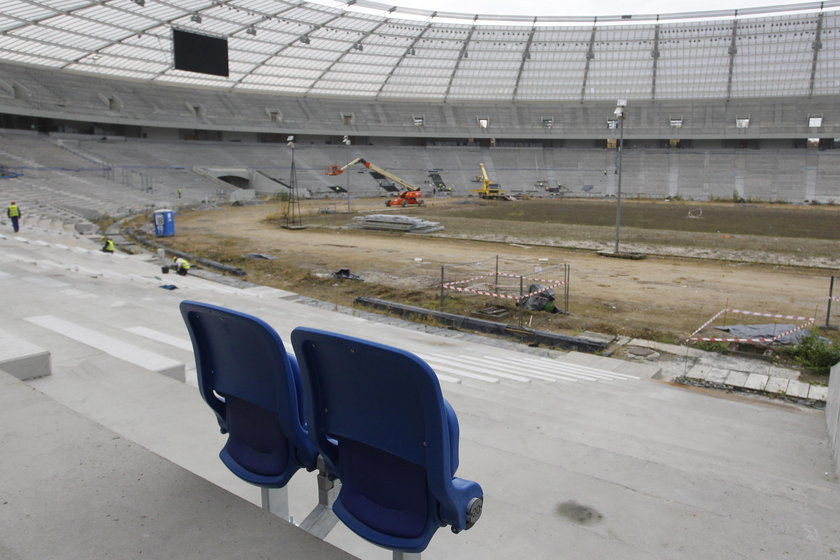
471, 163, 511, 200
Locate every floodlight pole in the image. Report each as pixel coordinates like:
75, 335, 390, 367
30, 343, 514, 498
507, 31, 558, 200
614, 100, 627, 255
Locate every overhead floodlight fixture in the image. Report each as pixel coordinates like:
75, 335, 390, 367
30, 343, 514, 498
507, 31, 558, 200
808, 115, 823, 127
670, 116, 683, 128
353, 43, 363, 51
300, 35, 310, 44
190, 13, 202, 23
286, 135, 295, 142
133, 0, 145, 6
246, 25, 256, 35
735, 117, 750, 129
342, 135, 351, 146
407, 48, 416, 55
287, 135, 296, 148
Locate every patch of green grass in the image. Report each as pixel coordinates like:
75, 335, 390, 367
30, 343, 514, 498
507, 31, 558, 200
783, 331, 840, 375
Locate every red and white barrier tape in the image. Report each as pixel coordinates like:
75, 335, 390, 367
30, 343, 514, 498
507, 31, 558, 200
442, 274, 565, 300
688, 307, 814, 344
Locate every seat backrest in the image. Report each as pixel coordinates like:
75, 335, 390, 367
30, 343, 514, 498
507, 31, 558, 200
291, 327, 483, 553
180, 301, 317, 487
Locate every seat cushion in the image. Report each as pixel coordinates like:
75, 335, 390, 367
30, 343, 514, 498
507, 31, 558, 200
338, 438, 428, 538
223, 395, 290, 476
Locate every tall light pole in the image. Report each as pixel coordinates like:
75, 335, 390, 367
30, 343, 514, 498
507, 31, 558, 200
613, 99, 627, 254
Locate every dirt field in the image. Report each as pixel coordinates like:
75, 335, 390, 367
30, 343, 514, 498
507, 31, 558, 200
157, 197, 840, 345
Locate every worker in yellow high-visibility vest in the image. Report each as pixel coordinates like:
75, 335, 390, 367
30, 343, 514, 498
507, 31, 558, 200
6, 201, 21, 233
101, 237, 115, 253
172, 256, 191, 276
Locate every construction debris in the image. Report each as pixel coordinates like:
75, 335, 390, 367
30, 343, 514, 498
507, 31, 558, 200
352, 214, 444, 233
331, 268, 361, 280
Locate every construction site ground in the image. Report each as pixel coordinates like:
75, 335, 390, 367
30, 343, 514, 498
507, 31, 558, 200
155, 196, 840, 382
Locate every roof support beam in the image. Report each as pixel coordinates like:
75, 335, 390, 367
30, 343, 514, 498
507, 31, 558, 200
651, 22, 661, 99
808, 12, 824, 98
580, 22, 597, 102
443, 18, 476, 102
512, 19, 537, 101
725, 13, 739, 101
376, 23, 432, 100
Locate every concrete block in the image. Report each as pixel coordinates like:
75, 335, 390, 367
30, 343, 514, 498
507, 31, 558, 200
0, 331, 51, 380
808, 385, 828, 402
686, 365, 730, 383
724, 370, 750, 388
685, 365, 711, 381
764, 376, 790, 395
786, 379, 811, 399
744, 373, 769, 391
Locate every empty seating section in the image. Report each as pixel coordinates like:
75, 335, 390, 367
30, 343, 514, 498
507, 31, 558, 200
1, 130, 838, 202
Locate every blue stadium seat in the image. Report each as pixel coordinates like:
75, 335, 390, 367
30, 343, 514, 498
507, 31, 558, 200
180, 301, 318, 487
291, 327, 483, 553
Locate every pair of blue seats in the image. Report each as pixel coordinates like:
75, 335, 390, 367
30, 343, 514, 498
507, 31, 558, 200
179, 300, 483, 554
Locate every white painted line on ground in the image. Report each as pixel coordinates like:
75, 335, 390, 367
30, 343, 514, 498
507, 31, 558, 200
515, 355, 640, 380
420, 362, 500, 384
476, 354, 602, 382
26, 315, 182, 375
125, 326, 194, 352
436, 353, 579, 383
421, 354, 532, 383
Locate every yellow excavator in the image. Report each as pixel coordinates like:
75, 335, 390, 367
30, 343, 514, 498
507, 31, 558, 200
326, 157, 424, 207
471, 163, 511, 200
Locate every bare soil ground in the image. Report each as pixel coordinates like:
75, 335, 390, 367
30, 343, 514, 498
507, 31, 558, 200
154, 197, 840, 347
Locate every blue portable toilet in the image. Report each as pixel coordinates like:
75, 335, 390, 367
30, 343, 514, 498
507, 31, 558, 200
152, 209, 175, 237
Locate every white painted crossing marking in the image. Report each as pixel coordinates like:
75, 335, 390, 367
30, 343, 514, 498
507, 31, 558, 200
477, 354, 602, 382
420, 351, 640, 386
125, 326, 194, 352
26, 315, 183, 378
515, 355, 640, 381
420, 354, 531, 383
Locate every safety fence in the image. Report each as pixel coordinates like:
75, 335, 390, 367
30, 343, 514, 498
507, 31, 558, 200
438, 255, 570, 326
687, 307, 815, 344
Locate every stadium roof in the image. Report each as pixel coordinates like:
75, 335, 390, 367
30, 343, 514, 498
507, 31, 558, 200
0, 0, 839, 101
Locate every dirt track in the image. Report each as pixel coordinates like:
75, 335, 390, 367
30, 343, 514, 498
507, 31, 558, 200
167, 198, 838, 342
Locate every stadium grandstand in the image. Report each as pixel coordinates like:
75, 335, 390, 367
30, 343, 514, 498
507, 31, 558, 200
0, 0, 839, 209
2, 2, 840, 560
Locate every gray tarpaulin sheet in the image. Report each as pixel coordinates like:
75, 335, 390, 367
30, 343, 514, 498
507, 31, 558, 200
714, 323, 810, 345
